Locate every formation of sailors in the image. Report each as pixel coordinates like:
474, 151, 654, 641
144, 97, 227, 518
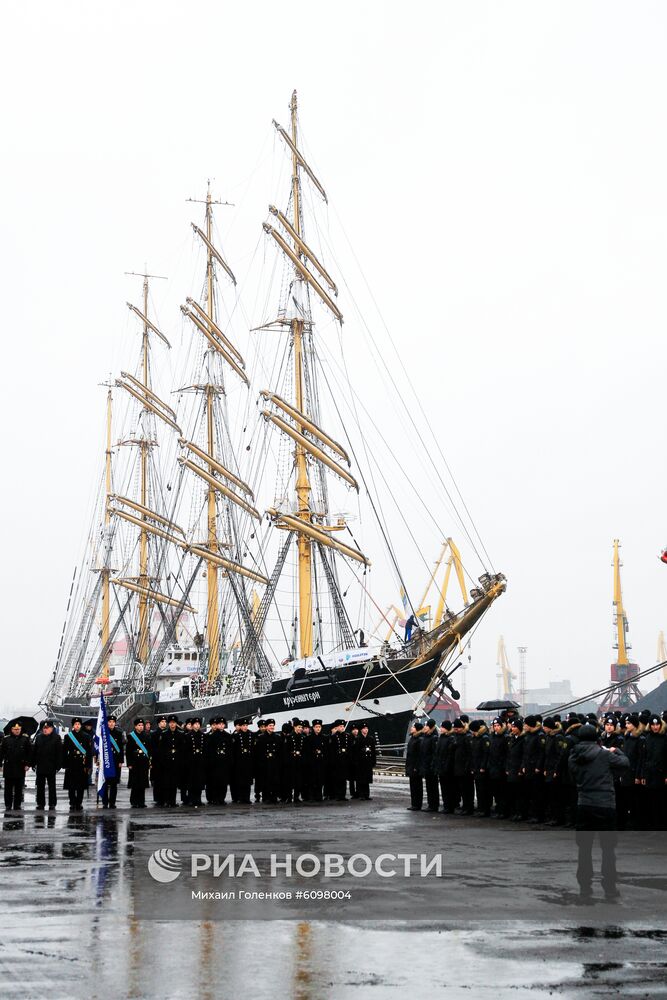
0, 714, 378, 812
4, 705, 664, 823
405, 707, 667, 830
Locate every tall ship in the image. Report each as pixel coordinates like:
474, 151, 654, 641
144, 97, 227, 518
42, 92, 505, 750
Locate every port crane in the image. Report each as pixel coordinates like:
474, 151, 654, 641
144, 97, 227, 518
599, 540, 642, 712
496, 635, 517, 700
375, 538, 469, 642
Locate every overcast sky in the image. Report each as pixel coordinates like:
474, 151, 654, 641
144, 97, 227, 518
2, 0, 667, 717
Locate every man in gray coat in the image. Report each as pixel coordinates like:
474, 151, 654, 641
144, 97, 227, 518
568, 724, 629, 899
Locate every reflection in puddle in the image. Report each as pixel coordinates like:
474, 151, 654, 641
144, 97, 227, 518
0, 810, 665, 997
294, 921, 313, 1000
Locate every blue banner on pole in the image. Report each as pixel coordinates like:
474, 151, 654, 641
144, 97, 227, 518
95, 693, 117, 796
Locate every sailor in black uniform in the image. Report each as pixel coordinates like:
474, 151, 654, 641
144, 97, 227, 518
1, 720, 33, 811
521, 715, 547, 824
126, 718, 151, 807
419, 719, 440, 811
157, 715, 183, 807
470, 720, 491, 816
305, 719, 327, 802
255, 719, 282, 804
184, 717, 206, 807
451, 718, 473, 815
285, 719, 307, 804
328, 720, 352, 801
62, 718, 93, 810
405, 721, 424, 810
279, 723, 294, 802
353, 722, 376, 800
505, 718, 526, 821
253, 718, 267, 802
488, 718, 509, 818
642, 714, 667, 830
32, 720, 62, 811
205, 717, 232, 805
178, 719, 192, 804
150, 716, 168, 805
542, 716, 569, 826
232, 718, 254, 803
100, 715, 124, 809
619, 714, 646, 829
300, 720, 312, 800
435, 720, 455, 813
348, 723, 360, 798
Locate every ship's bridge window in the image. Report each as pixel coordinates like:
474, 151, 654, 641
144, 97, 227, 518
175, 653, 182, 660
184, 653, 190, 661
192, 652, 198, 660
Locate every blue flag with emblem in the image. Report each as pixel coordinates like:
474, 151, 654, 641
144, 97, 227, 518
95, 693, 117, 796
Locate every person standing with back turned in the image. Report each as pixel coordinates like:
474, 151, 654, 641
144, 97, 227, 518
568, 723, 629, 900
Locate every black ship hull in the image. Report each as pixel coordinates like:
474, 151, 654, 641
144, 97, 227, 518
46, 654, 439, 750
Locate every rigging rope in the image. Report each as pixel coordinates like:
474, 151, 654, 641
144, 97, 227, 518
298, 124, 495, 571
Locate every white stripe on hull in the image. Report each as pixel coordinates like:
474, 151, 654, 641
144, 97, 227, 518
264, 690, 421, 729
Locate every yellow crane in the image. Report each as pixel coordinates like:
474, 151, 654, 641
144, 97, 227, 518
434, 538, 468, 627
657, 631, 667, 681
496, 635, 517, 699
378, 539, 469, 642
601, 539, 642, 712
612, 539, 630, 665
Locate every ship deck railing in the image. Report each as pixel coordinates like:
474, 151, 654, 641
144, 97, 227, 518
191, 694, 227, 709
113, 693, 138, 719
373, 753, 406, 776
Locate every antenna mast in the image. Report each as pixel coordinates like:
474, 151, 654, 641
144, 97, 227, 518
517, 645, 527, 711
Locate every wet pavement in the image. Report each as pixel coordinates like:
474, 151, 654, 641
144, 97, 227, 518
1, 775, 666, 998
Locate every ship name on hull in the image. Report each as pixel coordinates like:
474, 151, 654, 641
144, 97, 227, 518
282, 691, 322, 708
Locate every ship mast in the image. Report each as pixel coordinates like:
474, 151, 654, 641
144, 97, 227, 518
289, 91, 314, 659
260, 91, 369, 664
99, 388, 113, 683
204, 186, 221, 678
138, 274, 151, 665
118, 268, 169, 679
180, 186, 267, 685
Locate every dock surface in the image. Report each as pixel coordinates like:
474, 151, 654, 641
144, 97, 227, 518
1, 776, 665, 998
